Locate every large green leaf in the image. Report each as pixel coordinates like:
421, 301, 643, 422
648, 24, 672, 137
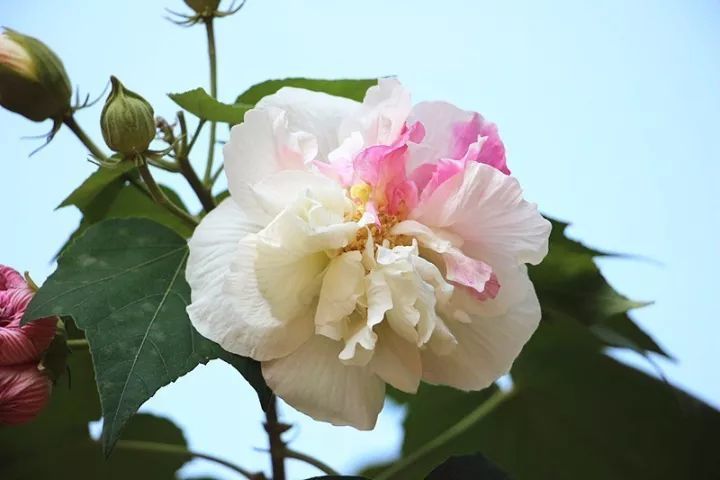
235, 77, 377, 105
23, 218, 269, 453
169, 87, 252, 124
530, 219, 666, 356
0, 347, 190, 479
366, 319, 720, 480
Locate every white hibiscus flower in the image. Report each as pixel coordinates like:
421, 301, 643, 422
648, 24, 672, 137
186, 78, 551, 429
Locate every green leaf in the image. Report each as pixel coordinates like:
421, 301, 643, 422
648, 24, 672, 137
236, 77, 377, 105
426, 453, 509, 480
57, 163, 136, 211
0, 348, 190, 479
169, 87, 251, 124
23, 218, 269, 453
530, 218, 667, 356
367, 320, 720, 480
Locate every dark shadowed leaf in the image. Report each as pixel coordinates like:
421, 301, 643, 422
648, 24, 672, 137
366, 318, 720, 480
305, 477, 369, 480
426, 453, 509, 480
23, 218, 269, 453
0, 348, 190, 479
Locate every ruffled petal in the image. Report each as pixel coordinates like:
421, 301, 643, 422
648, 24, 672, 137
186, 197, 313, 361
224, 107, 318, 197
421, 273, 541, 390
315, 251, 365, 339
258, 86, 360, 160
369, 324, 421, 394
411, 161, 551, 266
262, 335, 385, 430
339, 78, 412, 147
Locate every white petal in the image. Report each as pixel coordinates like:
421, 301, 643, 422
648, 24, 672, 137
407, 101, 475, 170
262, 335, 385, 430
225, 107, 317, 196
251, 169, 351, 219
421, 273, 541, 390
369, 324, 421, 394
315, 251, 365, 339
200, 231, 316, 361
258, 86, 360, 160
339, 78, 412, 146
412, 161, 551, 266
186, 197, 270, 353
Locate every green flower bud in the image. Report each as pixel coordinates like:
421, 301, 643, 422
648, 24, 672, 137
0, 28, 72, 122
184, 0, 220, 15
100, 76, 155, 155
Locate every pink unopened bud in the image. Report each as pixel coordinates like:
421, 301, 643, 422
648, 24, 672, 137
0, 364, 51, 425
0, 265, 56, 366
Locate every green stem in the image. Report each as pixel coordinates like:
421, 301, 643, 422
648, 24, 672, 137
374, 389, 510, 480
63, 115, 108, 161
116, 440, 260, 480
174, 112, 215, 212
63, 114, 152, 200
265, 396, 286, 480
210, 163, 224, 186
285, 448, 339, 476
177, 152, 216, 212
137, 162, 198, 228
66, 339, 89, 348
203, 18, 218, 185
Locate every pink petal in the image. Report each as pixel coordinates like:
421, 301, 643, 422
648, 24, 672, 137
0, 265, 57, 366
0, 364, 51, 425
451, 113, 510, 175
443, 248, 500, 300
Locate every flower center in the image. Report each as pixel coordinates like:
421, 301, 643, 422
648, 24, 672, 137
343, 182, 413, 252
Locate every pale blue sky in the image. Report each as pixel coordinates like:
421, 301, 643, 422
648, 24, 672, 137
2, 1, 719, 478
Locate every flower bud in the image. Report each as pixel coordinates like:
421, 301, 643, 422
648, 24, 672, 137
184, 0, 221, 15
0, 265, 56, 367
0, 364, 51, 425
100, 76, 156, 155
0, 28, 72, 122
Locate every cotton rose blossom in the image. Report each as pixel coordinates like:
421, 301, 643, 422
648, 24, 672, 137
0, 265, 56, 366
0, 265, 56, 425
0, 363, 51, 425
186, 79, 551, 429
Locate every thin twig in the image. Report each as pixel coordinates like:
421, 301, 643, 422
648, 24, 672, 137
137, 162, 198, 228
116, 440, 262, 480
203, 18, 218, 185
285, 448, 340, 476
265, 396, 287, 480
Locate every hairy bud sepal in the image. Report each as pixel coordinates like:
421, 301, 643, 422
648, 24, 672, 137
100, 76, 156, 156
0, 28, 72, 122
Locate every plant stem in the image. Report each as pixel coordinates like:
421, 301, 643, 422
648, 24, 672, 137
210, 163, 224, 186
203, 18, 218, 185
66, 339, 89, 348
63, 115, 108, 162
137, 162, 198, 228
116, 440, 260, 480
265, 396, 286, 480
374, 389, 511, 480
285, 448, 339, 476
174, 112, 215, 212
63, 114, 152, 200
